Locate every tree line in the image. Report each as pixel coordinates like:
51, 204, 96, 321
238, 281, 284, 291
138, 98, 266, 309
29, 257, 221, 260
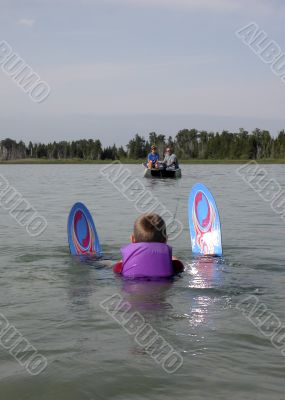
1, 128, 285, 161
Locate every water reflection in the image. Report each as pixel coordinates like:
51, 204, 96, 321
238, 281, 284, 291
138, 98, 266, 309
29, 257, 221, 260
144, 177, 182, 189
186, 256, 222, 289
120, 278, 173, 312
65, 256, 104, 307
185, 256, 223, 327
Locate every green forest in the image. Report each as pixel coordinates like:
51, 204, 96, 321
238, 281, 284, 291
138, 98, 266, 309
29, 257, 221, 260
1, 128, 285, 162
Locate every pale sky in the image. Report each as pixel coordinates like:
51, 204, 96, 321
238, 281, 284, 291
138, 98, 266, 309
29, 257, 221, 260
1, 0, 285, 146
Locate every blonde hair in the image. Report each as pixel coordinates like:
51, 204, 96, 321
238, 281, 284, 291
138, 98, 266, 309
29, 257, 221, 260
133, 213, 167, 243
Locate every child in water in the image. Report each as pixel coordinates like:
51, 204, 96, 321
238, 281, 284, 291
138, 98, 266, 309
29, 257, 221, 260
113, 213, 184, 278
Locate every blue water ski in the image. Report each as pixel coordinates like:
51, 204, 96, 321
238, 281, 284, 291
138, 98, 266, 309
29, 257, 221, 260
188, 183, 222, 256
67, 202, 101, 256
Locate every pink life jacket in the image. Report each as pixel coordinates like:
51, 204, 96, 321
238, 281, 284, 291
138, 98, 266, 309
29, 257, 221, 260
121, 242, 174, 278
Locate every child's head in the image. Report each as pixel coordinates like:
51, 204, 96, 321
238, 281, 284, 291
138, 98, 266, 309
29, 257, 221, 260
151, 144, 157, 153
131, 213, 167, 243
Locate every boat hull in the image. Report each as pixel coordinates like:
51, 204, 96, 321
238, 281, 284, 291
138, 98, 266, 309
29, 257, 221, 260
144, 168, 182, 179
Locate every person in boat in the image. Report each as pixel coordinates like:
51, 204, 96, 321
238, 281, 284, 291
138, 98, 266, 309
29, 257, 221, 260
147, 145, 160, 169
162, 147, 179, 170
113, 213, 184, 278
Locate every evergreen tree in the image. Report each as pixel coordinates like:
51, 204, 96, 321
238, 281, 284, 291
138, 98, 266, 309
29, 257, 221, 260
1, 129, 285, 161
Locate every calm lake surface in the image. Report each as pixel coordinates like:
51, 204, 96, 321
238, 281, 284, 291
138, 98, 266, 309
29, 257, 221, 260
0, 164, 285, 400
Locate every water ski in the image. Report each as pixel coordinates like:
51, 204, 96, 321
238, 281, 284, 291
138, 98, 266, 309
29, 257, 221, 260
67, 202, 102, 256
188, 183, 222, 256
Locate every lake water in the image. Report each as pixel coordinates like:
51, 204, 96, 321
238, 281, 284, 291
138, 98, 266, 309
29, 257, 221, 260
0, 164, 285, 400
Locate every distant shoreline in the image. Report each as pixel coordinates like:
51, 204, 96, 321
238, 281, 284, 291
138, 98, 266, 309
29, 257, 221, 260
1, 158, 285, 165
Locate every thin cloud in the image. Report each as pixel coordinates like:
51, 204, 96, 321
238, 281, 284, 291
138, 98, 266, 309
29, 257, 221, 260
106, 0, 281, 14
18, 19, 35, 27
20, 0, 282, 14
120, 0, 238, 10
